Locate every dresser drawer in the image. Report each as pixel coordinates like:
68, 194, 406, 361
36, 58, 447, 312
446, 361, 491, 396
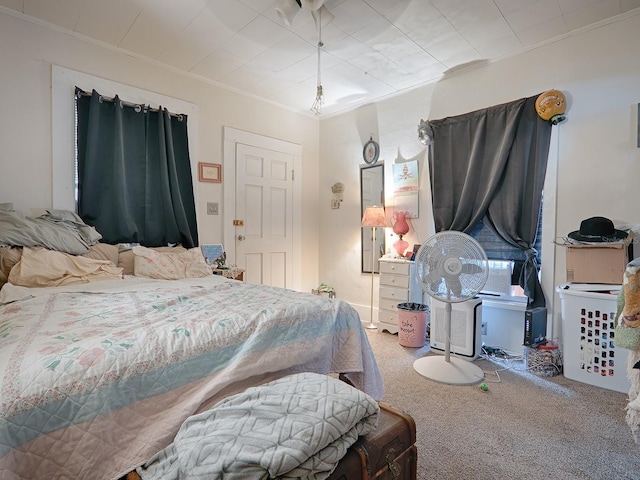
380, 285, 409, 302
380, 297, 402, 312
378, 308, 399, 327
379, 261, 410, 276
380, 273, 410, 289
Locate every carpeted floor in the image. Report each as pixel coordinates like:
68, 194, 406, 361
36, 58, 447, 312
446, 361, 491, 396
365, 329, 640, 480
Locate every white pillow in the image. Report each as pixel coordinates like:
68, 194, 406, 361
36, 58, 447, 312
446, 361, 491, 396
132, 246, 212, 280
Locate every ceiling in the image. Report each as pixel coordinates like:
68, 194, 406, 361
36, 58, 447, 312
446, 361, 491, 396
2, 0, 639, 117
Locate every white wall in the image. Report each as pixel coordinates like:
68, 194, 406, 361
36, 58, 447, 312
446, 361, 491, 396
319, 12, 640, 340
0, 10, 320, 293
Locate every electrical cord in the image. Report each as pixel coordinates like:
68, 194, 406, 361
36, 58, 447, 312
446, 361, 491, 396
478, 345, 523, 382
432, 334, 505, 383
430, 331, 562, 384
481, 343, 562, 376
429, 334, 563, 383
481, 368, 501, 383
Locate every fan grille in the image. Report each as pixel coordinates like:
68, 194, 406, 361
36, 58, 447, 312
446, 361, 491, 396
415, 231, 489, 303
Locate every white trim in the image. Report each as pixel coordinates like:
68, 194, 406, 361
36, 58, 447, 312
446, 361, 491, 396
542, 126, 559, 340
51, 65, 198, 213
223, 127, 302, 291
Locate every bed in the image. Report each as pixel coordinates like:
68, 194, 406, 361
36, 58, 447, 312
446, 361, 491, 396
0, 233, 384, 479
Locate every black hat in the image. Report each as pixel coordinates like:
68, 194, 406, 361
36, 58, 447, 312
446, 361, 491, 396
568, 216, 628, 243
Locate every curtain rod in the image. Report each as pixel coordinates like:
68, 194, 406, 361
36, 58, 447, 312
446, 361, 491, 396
75, 87, 185, 121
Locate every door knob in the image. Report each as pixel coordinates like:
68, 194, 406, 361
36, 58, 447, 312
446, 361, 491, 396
237, 235, 246, 241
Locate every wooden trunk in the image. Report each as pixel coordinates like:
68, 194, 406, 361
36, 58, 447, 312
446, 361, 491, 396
328, 402, 417, 480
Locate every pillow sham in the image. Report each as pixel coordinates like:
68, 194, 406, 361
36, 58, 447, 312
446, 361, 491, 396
83, 243, 119, 266
118, 245, 187, 275
0, 246, 22, 273
8, 246, 123, 288
0, 246, 22, 288
132, 246, 211, 280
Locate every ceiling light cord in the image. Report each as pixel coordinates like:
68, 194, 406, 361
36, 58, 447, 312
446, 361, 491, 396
310, 9, 324, 116
316, 39, 322, 87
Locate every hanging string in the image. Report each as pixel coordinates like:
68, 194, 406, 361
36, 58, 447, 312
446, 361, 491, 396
317, 13, 322, 87
310, 8, 324, 116
316, 44, 321, 86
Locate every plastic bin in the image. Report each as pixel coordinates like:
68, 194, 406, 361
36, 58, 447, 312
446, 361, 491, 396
397, 303, 429, 347
556, 283, 631, 393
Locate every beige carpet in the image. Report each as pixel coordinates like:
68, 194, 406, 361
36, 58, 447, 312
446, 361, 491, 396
365, 329, 640, 480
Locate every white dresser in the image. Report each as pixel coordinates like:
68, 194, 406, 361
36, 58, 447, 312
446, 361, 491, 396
377, 258, 424, 333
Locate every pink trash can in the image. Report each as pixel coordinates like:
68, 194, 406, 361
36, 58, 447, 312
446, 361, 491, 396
397, 303, 429, 348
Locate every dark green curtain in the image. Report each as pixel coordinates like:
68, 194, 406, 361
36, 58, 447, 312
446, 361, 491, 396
428, 95, 552, 308
76, 88, 198, 247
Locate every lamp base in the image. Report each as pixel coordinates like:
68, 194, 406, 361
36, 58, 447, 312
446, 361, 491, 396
365, 322, 377, 330
393, 238, 409, 257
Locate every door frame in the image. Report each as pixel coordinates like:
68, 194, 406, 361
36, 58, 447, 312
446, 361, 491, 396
223, 127, 302, 291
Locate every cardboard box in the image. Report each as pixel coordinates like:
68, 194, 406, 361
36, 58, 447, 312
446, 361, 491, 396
565, 233, 633, 284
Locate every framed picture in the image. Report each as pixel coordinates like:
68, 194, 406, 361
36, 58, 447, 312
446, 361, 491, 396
392, 160, 419, 218
199, 162, 222, 183
201, 244, 224, 265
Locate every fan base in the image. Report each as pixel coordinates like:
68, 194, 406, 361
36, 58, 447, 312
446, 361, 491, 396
413, 355, 484, 385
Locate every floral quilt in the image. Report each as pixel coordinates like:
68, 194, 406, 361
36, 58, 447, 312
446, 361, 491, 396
0, 276, 383, 480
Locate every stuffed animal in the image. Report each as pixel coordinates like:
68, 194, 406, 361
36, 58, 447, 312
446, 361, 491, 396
618, 260, 640, 443
623, 261, 640, 328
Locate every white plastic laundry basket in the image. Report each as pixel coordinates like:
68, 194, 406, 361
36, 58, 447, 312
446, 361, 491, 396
556, 284, 631, 393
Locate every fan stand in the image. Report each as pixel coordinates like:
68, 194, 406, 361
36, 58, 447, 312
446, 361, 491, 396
413, 302, 484, 385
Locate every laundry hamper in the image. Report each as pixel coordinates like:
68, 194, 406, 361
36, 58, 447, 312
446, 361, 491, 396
556, 283, 631, 393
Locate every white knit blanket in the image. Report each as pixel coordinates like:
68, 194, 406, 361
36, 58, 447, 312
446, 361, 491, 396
137, 373, 380, 480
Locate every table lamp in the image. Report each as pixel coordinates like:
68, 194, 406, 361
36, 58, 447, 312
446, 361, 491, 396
392, 211, 410, 257
361, 205, 387, 329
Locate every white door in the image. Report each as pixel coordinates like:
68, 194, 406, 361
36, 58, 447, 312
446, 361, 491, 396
235, 143, 293, 288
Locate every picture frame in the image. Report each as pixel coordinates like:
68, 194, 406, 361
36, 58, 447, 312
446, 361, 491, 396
201, 244, 224, 266
198, 162, 222, 183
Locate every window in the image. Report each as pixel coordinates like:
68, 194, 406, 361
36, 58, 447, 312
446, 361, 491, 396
52, 65, 198, 213
75, 88, 198, 247
469, 198, 544, 285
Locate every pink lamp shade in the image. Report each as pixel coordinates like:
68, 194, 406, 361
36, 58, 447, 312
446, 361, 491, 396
361, 206, 387, 228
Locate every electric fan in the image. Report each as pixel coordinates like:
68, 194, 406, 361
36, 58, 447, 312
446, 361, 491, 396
413, 231, 489, 385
